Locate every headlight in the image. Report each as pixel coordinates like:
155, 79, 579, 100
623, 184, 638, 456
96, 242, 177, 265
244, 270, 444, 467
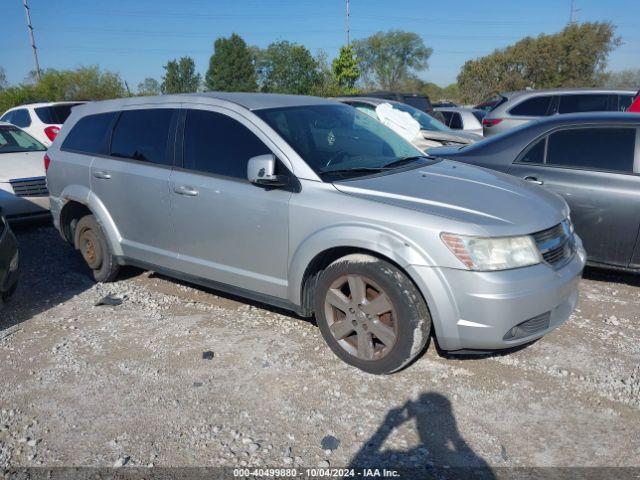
441, 233, 541, 271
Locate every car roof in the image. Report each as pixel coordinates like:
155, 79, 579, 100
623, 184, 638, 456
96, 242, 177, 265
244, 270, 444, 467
74, 92, 337, 113
333, 96, 401, 107
4, 101, 87, 111
501, 88, 636, 100
435, 107, 482, 113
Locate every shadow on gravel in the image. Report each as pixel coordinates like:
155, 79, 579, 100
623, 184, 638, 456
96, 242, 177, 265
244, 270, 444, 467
0, 223, 94, 331
350, 392, 495, 479
583, 266, 640, 288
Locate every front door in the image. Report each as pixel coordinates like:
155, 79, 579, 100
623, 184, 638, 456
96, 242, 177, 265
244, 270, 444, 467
509, 125, 640, 268
169, 107, 292, 298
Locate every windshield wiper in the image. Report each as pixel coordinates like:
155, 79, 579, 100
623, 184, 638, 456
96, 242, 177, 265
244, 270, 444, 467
320, 167, 390, 178
383, 155, 429, 169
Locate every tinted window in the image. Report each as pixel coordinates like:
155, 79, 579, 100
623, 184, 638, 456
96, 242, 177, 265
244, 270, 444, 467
62, 112, 117, 154
402, 96, 432, 112
183, 109, 271, 179
472, 110, 487, 122
10, 109, 31, 128
518, 138, 545, 164
558, 94, 610, 114
619, 95, 634, 111
510, 96, 553, 116
546, 128, 636, 173
0, 112, 13, 123
34, 104, 82, 124
0, 126, 46, 153
439, 111, 453, 126
110, 109, 174, 165
449, 113, 463, 129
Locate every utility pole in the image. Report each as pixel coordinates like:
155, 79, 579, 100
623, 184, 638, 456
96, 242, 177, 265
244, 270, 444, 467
22, 0, 42, 81
345, 0, 350, 46
569, 0, 580, 25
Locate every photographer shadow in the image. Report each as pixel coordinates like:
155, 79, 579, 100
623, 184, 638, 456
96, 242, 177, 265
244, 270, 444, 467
349, 392, 495, 479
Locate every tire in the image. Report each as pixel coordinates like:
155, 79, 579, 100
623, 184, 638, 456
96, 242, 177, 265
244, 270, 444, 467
74, 215, 120, 283
314, 254, 431, 374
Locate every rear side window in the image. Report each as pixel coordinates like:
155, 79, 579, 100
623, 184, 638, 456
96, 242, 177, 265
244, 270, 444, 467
110, 109, 174, 165
472, 110, 487, 122
183, 109, 271, 179
34, 104, 81, 124
9, 109, 31, 128
518, 137, 546, 164
439, 111, 453, 126
546, 128, 636, 173
558, 94, 610, 114
449, 112, 463, 129
619, 95, 635, 111
509, 96, 553, 117
61, 112, 117, 154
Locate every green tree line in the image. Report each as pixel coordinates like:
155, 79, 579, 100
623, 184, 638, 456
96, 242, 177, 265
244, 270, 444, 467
0, 23, 636, 113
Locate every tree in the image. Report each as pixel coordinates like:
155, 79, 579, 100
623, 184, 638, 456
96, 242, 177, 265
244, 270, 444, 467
137, 77, 161, 96
161, 57, 201, 94
601, 69, 640, 90
457, 22, 621, 104
205, 33, 257, 92
256, 41, 320, 95
0, 66, 126, 113
352, 30, 432, 90
332, 45, 359, 93
0, 67, 7, 91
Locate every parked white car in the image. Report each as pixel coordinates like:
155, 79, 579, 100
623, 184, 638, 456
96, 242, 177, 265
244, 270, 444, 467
0, 122, 50, 221
0, 101, 85, 147
435, 107, 486, 136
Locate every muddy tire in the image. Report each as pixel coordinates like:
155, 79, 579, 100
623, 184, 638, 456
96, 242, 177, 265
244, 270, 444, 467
74, 215, 120, 283
314, 254, 431, 374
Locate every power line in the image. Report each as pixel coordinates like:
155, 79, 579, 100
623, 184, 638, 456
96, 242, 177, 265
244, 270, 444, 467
22, 0, 41, 81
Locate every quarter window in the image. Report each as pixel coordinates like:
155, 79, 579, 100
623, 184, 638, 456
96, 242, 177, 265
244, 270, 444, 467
183, 109, 271, 179
558, 94, 610, 114
509, 96, 553, 117
110, 109, 174, 165
61, 112, 117, 154
518, 138, 546, 164
449, 113, 463, 129
9, 109, 31, 128
546, 128, 636, 173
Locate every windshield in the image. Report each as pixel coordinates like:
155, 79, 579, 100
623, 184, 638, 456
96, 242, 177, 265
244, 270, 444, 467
0, 126, 46, 153
256, 104, 429, 180
34, 103, 82, 124
388, 102, 450, 132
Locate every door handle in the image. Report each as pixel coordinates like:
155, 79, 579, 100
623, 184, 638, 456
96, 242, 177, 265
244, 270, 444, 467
93, 170, 111, 180
174, 185, 199, 197
524, 176, 544, 185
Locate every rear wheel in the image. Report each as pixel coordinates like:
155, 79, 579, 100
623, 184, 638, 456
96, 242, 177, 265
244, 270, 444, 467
314, 254, 431, 374
74, 215, 119, 283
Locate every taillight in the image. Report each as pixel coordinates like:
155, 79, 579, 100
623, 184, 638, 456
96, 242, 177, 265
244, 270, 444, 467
482, 118, 503, 127
44, 126, 60, 141
44, 153, 51, 172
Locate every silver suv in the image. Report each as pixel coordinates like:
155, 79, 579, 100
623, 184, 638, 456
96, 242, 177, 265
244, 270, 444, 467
46, 93, 586, 374
483, 88, 636, 137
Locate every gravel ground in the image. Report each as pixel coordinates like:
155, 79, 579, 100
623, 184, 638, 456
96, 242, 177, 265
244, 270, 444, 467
1, 224, 639, 473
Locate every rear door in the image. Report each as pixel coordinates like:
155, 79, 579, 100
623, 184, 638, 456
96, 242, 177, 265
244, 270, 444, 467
509, 125, 640, 267
90, 106, 180, 269
169, 106, 292, 298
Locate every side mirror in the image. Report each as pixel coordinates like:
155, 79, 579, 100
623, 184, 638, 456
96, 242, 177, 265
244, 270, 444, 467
247, 154, 288, 188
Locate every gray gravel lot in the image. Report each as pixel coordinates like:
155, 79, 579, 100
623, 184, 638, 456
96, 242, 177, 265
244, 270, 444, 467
1, 224, 639, 471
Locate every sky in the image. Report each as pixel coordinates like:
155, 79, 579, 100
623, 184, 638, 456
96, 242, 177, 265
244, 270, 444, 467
1, 0, 639, 90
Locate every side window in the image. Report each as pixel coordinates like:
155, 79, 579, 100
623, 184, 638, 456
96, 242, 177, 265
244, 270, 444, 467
0, 112, 13, 123
449, 113, 463, 129
352, 103, 377, 120
110, 109, 174, 165
619, 95, 634, 111
558, 94, 609, 114
11, 109, 31, 128
61, 112, 117, 154
183, 109, 271, 179
546, 128, 636, 173
509, 96, 553, 117
439, 111, 453, 127
517, 137, 546, 164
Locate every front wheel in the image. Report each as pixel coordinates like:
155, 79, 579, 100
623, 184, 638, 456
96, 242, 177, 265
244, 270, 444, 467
314, 254, 431, 374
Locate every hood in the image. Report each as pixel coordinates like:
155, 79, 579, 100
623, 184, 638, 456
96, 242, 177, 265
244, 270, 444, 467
425, 144, 468, 156
333, 160, 568, 236
421, 130, 481, 145
0, 151, 46, 182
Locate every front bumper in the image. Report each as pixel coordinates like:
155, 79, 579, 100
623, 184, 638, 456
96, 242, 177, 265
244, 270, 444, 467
0, 220, 19, 298
408, 237, 587, 351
